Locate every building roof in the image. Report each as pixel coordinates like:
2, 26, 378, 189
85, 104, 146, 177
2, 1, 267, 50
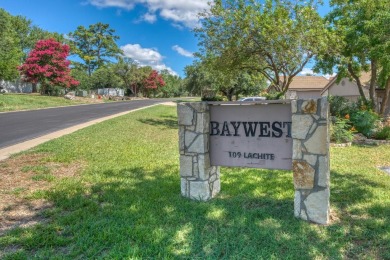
283, 76, 330, 91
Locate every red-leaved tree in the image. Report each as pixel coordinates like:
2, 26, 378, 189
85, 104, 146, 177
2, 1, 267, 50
18, 38, 79, 94
143, 70, 165, 97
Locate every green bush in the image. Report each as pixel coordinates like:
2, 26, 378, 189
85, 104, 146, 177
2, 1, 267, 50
349, 110, 379, 138
328, 95, 353, 117
374, 126, 390, 140
201, 96, 224, 101
330, 116, 354, 143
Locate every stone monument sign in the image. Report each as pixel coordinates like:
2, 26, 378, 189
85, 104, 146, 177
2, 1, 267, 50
177, 98, 330, 224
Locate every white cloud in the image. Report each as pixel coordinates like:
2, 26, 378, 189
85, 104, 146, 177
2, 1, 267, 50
121, 43, 178, 76
87, 0, 136, 10
86, 0, 210, 28
172, 45, 193, 58
142, 12, 157, 23
323, 73, 337, 80
299, 68, 315, 75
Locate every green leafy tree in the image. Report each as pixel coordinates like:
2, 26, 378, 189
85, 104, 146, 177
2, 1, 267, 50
71, 68, 92, 90
184, 61, 215, 97
314, 0, 390, 109
196, 0, 335, 98
160, 69, 183, 97
68, 23, 123, 76
113, 57, 139, 96
90, 65, 122, 90
185, 60, 266, 101
0, 9, 23, 82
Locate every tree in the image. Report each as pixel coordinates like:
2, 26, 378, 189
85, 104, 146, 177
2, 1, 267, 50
160, 69, 183, 97
314, 0, 390, 109
184, 61, 215, 96
113, 57, 139, 96
18, 38, 79, 94
196, 0, 335, 98
0, 9, 23, 82
185, 60, 266, 101
90, 65, 122, 90
68, 23, 122, 76
143, 70, 165, 97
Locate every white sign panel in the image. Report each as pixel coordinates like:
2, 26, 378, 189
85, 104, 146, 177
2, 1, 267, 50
209, 104, 292, 170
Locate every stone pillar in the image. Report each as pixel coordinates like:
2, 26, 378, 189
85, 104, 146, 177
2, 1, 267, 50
177, 102, 220, 201
291, 97, 330, 225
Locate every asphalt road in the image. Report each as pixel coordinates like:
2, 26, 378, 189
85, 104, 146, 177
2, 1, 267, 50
0, 99, 168, 148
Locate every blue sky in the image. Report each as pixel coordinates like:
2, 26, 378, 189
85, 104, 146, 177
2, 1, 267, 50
1, 0, 330, 78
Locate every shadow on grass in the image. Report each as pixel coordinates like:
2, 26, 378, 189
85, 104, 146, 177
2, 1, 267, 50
138, 115, 178, 129
1, 166, 389, 259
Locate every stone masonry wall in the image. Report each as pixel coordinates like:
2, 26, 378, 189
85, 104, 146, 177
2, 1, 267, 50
291, 97, 330, 225
177, 102, 220, 201
178, 99, 330, 225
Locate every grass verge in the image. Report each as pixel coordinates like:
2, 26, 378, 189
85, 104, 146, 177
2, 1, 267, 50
0, 105, 389, 259
0, 94, 99, 112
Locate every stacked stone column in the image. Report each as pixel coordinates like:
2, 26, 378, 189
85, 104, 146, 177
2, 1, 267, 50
177, 102, 220, 201
291, 97, 330, 225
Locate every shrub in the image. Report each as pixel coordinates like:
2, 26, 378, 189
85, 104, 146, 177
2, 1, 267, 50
349, 110, 379, 138
201, 96, 224, 101
374, 126, 390, 140
330, 116, 354, 143
328, 95, 353, 117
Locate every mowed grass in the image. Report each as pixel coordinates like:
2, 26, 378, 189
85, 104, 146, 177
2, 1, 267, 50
1, 105, 389, 259
0, 94, 90, 112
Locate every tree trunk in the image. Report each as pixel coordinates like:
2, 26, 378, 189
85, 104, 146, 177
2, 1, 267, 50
370, 60, 377, 109
380, 77, 390, 115
348, 63, 368, 104
32, 83, 38, 93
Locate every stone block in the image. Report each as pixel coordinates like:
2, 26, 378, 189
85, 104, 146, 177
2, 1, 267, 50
320, 97, 329, 119
180, 155, 193, 177
185, 131, 198, 148
292, 140, 303, 160
189, 102, 209, 113
294, 191, 301, 218
292, 115, 313, 139
211, 177, 221, 197
304, 189, 330, 224
187, 134, 208, 153
177, 104, 194, 126
181, 178, 189, 196
198, 154, 211, 180
293, 160, 315, 189
179, 126, 185, 152
291, 100, 297, 114
190, 181, 211, 201
304, 126, 328, 155
196, 112, 210, 133
308, 122, 318, 135
318, 156, 330, 187
186, 124, 196, 131
303, 154, 317, 167
302, 99, 317, 114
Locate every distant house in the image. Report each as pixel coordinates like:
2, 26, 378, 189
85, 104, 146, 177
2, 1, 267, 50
321, 72, 370, 102
268, 73, 371, 102
1, 79, 33, 93
283, 76, 330, 99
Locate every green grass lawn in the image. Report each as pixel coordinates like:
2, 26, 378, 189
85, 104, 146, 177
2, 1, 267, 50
0, 94, 93, 112
0, 105, 389, 259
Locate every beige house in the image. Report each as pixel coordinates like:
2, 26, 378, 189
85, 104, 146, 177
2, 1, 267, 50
283, 76, 329, 99
321, 73, 370, 102
269, 73, 371, 102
